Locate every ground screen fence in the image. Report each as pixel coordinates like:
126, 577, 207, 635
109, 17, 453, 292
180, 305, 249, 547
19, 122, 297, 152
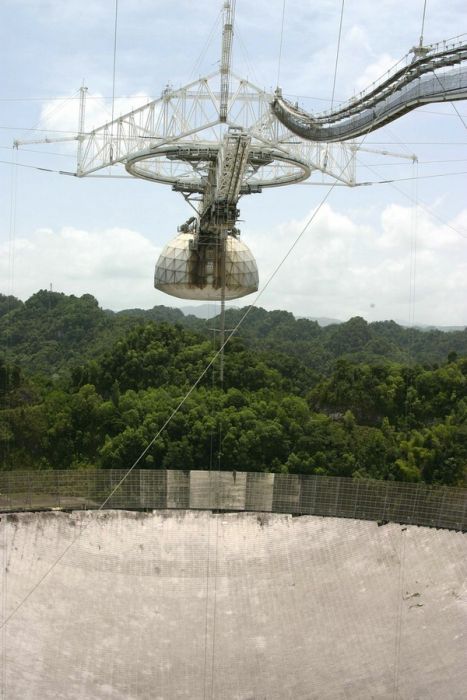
0, 469, 465, 531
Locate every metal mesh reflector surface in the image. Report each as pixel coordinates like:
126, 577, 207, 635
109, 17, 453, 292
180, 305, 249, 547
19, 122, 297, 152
4, 509, 467, 699
154, 232, 259, 300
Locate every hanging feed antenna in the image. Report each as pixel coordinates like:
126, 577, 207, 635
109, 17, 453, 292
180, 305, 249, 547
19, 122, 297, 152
12, 3, 467, 309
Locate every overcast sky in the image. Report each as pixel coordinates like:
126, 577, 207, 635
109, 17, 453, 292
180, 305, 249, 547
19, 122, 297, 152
1, 0, 466, 325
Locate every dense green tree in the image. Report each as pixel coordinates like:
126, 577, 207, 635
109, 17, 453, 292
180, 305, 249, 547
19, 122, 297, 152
1, 291, 466, 485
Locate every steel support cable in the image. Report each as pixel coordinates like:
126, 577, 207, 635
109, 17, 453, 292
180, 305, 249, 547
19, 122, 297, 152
339, 158, 467, 165
29, 89, 80, 134
202, 508, 213, 700
4, 125, 467, 144
236, 27, 260, 85
208, 302, 216, 473
403, 162, 419, 442
209, 515, 220, 700
190, 8, 223, 81
204, 302, 218, 699
5, 150, 18, 463
355, 158, 467, 241
354, 169, 467, 184
419, 0, 428, 48
0, 125, 84, 134
392, 528, 407, 699
323, 0, 345, 169
0, 94, 154, 102
1, 151, 18, 697
7, 150, 18, 310
0, 159, 76, 174
399, 253, 423, 700
204, 218, 224, 700
201, 493, 222, 700
0, 119, 379, 632
330, 0, 345, 113
431, 69, 467, 129
276, 0, 287, 88
1, 518, 7, 700
2, 157, 465, 189
408, 160, 419, 330
203, 212, 227, 698
361, 140, 467, 144
0, 145, 77, 157
381, 119, 418, 160
109, 0, 119, 162
444, 98, 467, 129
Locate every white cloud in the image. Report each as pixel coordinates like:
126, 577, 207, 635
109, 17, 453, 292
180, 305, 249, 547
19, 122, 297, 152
378, 204, 465, 252
2, 203, 466, 327
248, 202, 467, 326
1, 226, 160, 310
345, 25, 371, 54
40, 92, 152, 135
1, 0, 466, 332
355, 53, 398, 93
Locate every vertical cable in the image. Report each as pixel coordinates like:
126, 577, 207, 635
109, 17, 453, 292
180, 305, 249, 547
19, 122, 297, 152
1, 517, 6, 699
392, 528, 407, 699
410, 161, 419, 329
405, 160, 418, 429
218, 233, 226, 388
419, 0, 428, 47
276, 0, 287, 88
329, 0, 345, 113
209, 515, 220, 700
432, 70, 467, 130
7, 150, 18, 302
109, 0, 119, 162
3, 150, 18, 474
2, 150, 18, 691
189, 9, 223, 81
209, 302, 215, 472
202, 512, 212, 700
323, 0, 345, 170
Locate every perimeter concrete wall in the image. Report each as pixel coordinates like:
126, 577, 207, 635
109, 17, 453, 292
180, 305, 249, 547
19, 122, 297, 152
0, 470, 465, 530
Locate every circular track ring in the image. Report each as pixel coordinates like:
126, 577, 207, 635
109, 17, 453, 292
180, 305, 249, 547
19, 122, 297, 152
125, 142, 311, 193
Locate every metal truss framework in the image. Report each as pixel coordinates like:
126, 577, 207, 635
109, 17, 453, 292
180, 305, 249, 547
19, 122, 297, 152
12, 5, 466, 298
10, 5, 467, 359
76, 71, 356, 189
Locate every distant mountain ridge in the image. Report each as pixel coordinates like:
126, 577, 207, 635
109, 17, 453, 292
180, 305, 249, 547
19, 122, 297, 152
1, 290, 466, 379
300, 316, 343, 327
178, 306, 466, 332
300, 315, 465, 332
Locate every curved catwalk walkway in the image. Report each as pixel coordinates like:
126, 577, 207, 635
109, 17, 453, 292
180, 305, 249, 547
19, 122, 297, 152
272, 40, 467, 141
1, 510, 466, 699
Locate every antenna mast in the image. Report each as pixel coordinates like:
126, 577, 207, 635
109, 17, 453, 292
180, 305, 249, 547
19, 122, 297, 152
219, 0, 236, 122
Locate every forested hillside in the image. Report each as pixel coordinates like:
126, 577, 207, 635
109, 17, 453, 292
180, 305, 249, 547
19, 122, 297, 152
1, 290, 466, 485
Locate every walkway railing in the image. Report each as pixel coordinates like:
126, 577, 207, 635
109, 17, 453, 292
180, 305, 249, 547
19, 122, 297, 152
0, 470, 465, 531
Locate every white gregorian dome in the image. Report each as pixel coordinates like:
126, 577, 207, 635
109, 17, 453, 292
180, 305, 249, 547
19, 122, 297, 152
154, 232, 259, 301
